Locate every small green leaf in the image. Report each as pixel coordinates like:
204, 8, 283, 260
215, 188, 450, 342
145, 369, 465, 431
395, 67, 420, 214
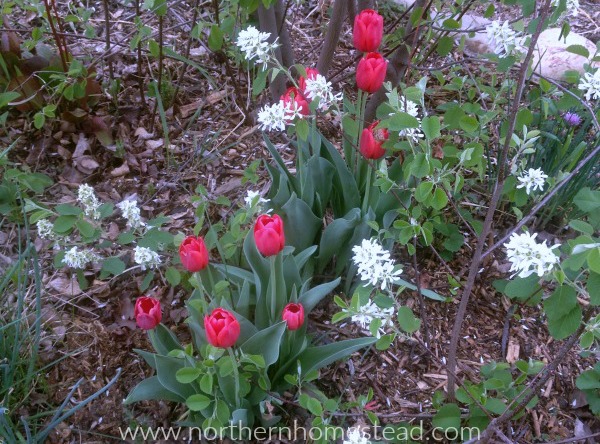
176, 367, 203, 384
166, 267, 181, 286
543, 285, 582, 339
436, 36, 454, 56
397, 306, 421, 333
55, 204, 82, 216
565, 44, 589, 58
421, 116, 441, 140
101, 257, 126, 276
186, 394, 211, 411
208, 25, 224, 51
459, 115, 479, 133
53, 215, 77, 233
432, 404, 461, 431
587, 272, 600, 305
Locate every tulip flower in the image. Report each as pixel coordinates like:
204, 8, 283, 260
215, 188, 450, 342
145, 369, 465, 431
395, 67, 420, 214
204, 308, 240, 348
282, 303, 304, 330
356, 52, 387, 93
134, 296, 162, 330
179, 235, 209, 272
280, 86, 310, 116
360, 121, 389, 160
353, 9, 384, 52
254, 214, 285, 257
298, 67, 319, 98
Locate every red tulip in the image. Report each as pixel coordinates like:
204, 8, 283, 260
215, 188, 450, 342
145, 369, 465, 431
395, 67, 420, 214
281, 87, 309, 117
282, 303, 304, 330
204, 308, 240, 348
353, 9, 384, 52
356, 52, 387, 93
179, 235, 209, 272
135, 297, 162, 330
254, 214, 285, 257
360, 121, 389, 160
298, 67, 319, 98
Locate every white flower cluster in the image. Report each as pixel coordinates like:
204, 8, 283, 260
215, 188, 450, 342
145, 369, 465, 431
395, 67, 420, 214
516, 168, 548, 195
346, 299, 395, 338
398, 97, 424, 143
36, 219, 56, 240
77, 184, 101, 220
343, 427, 371, 444
486, 20, 526, 57
551, 0, 579, 16
504, 232, 561, 278
244, 190, 270, 211
257, 100, 301, 132
578, 70, 600, 101
235, 26, 278, 69
117, 199, 146, 230
352, 238, 402, 291
134, 246, 161, 270
304, 74, 342, 111
62, 246, 99, 269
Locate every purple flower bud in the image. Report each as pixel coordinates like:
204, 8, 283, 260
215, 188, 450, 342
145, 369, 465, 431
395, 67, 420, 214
563, 111, 582, 127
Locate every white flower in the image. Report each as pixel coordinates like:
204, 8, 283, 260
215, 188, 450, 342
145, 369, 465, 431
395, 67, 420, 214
504, 232, 560, 278
244, 190, 270, 211
551, 0, 579, 15
399, 127, 424, 143
62, 246, 99, 269
343, 427, 371, 444
352, 238, 402, 291
77, 184, 101, 220
235, 26, 278, 69
134, 246, 161, 270
117, 199, 145, 230
257, 101, 290, 132
516, 168, 548, 195
486, 20, 526, 57
37, 219, 56, 240
399, 96, 420, 119
346, 299, 395, 338
578, 70, 600, 101
304, 74, 342, 111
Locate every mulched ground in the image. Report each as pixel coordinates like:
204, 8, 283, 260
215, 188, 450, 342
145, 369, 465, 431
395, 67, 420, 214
2, 0, 599, 442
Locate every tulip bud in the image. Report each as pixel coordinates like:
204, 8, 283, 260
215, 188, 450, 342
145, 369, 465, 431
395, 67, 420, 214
353, 9, 384, 53
179, 235, 209, 272
356, 52, 387, 94
280, 86, 310, 117
204, 308, 240, 348
254, 214, 285, 257
134, 297, 162, 330
360, 121, 389, 160
282, 303, 304, 330
298, 67, 319, 98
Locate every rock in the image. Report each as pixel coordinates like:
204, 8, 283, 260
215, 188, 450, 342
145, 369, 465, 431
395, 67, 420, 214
457, 14, 493, 56
532, 28, 599, 81
390, 0, 415, 7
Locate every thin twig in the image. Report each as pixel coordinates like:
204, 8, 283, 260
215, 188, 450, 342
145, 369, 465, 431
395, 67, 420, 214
413, 236, 431, 346
446, 0, 553, 399
102, 0, 114, 81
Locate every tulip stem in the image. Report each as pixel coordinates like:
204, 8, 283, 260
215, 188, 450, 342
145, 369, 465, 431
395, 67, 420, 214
227, 347, 241, 409
269, 256, 277, 323
355, 90, 368, 176
362, 165, 373, 214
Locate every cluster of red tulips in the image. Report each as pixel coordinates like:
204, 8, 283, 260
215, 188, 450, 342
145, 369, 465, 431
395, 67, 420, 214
133, 214, 304, 347
355, 9, 390, 160
354, 9, 386, 94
